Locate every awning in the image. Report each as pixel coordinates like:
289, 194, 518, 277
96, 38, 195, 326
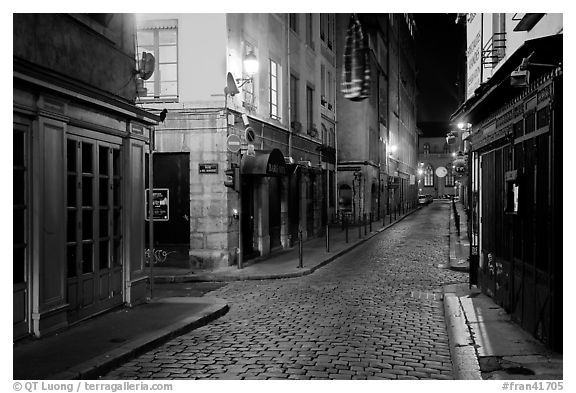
241, 148, 287, 176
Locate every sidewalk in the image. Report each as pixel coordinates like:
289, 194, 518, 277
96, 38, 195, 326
13, 208, 419, 380
444, 201, 563, 380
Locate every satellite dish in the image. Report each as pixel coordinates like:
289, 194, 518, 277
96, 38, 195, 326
138, 52, 155, 81
224, 72, 240, 96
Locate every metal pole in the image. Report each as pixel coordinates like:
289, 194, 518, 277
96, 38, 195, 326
364, 213, 367, 236
345, 217, 349, 243
148, 128, 155, 300
238, 150, 243, 269
298, 229, 303, 268
325, 224, 330, 253
358, 217, 362, 238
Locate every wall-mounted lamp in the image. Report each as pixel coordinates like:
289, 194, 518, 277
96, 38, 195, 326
225, 51, 259, 96
457, 122, 472, 130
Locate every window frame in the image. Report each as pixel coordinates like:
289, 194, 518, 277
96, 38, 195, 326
269, 58, 280, 121
423, 164, 434, 187
136, 21, 179, 102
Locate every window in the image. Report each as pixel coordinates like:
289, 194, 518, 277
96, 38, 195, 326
443, 143, 450, 154
136, 20, 178, 100
321, 64, 326, 102
290, 74, 299, 126
320, 14, 334, 49
306, 14, 314, 49
14, 126, 27, 285
327, 70, 333, 108
243, 44, 256, 107
424, 164, 434, 187
269, 59, 280, 120
423, 143, 430, 155
306, 85, 314, 134
289, 14, 298, 33
445, 165, 455, 187
67, 138, 122, 279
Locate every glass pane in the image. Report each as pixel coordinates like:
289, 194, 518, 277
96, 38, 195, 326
67, 139, 77, 172
112, 149, 121, 176
14, 170, 24, 206
137, 30, 154, 46
113, 238, 122, 266
67, 175, 77, 207
82, 210, 93, 240
82, 176, 93, 206
13, 208, 24, 245
160, 81, 177, 97
67, 210, 76, 242
82, 142, 93, 173
100, 209, 109, 237
14, 131, 24, 167
100, 178, 109, 206
159, 45, 177, 63
159, 29, 177, 44
82, 243, 93, 274
113, 179, 121, 207
67, 245, 77, 278
13, 247, 25, 284
113, 209, 121, 236
99, 241, 109, 270
159, 63, 177, 81
99, 146, 109, 176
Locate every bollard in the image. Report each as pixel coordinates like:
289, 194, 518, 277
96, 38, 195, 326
325, 224, 330, 253
298, 229, 303, 268
345, 218, 349, 243
358, 217, 362, 238
364, 214, 367, 236
369, 212, 373, 232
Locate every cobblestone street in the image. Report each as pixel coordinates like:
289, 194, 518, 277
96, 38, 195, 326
103, 201, 467, 380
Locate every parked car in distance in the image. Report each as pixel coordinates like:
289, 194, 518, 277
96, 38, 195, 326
418, 195, 433, 205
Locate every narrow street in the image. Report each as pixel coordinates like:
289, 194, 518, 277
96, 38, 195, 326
103, 201, 467, 380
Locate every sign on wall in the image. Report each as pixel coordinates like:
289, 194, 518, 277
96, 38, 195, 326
466, 13, 482, 99
145, 188, 169, 221
199, 163, 218, 174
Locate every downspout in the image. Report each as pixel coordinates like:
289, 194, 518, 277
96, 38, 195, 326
287, 17, 292, 158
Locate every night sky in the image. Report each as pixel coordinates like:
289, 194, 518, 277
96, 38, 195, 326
414, 13, 466, 134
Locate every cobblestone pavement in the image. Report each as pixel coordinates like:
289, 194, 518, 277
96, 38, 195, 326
103, 201, 467, 380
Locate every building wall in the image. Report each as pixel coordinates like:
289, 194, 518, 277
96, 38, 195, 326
417, 136, 459, 197
14, 14, 138, 101
14, 13, 157, 339
135, 13, 331, 268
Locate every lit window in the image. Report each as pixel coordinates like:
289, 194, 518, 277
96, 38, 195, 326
423, 143, 430, 155
137, 20, 178, 101
445, 165, 455, 187
269, 59, 280, 120
424, 164, 434, 187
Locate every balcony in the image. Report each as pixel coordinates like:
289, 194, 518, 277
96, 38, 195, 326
482, 32, 506, 68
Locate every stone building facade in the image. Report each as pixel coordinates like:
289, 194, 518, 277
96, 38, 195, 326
135, 14, 337, 268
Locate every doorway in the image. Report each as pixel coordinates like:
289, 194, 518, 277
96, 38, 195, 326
66, 136, 123, 323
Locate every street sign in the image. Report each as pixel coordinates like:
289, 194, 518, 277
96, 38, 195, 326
226, 134, 242, 153
199, 163, 218, 174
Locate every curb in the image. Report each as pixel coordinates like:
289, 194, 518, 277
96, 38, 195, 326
443, 287, 482, 380
153, 207, 421, 283
50, 301, 230, 380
